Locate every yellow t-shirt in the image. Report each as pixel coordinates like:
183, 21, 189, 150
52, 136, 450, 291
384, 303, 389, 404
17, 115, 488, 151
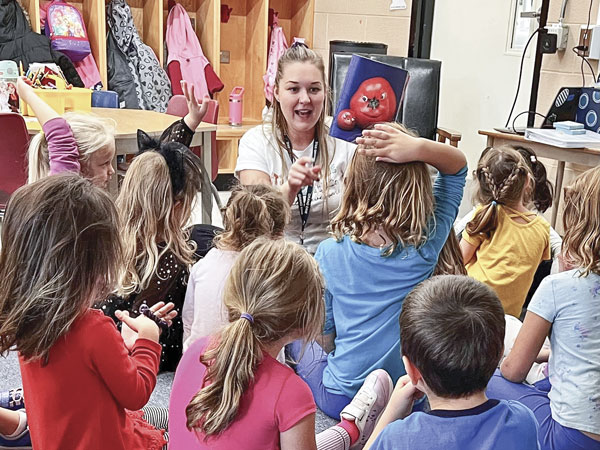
462, 206, 551, 317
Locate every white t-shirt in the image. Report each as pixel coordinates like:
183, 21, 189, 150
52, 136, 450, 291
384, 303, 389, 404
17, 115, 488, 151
181, 248, 239, 351
528, 269, 600, 435
235, 125, 356, 253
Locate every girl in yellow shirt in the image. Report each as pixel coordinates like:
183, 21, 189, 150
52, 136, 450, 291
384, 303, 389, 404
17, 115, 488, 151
461, 146, 551, 317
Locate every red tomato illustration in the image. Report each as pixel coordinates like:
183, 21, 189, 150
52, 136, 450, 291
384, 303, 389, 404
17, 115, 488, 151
336, 109, 356, 130
348, 77, 396, 128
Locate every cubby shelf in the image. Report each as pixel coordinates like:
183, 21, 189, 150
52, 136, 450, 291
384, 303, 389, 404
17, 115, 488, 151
20, 0, 314, 125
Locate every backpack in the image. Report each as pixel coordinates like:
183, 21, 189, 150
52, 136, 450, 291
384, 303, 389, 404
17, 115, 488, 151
44, 0, 91, 62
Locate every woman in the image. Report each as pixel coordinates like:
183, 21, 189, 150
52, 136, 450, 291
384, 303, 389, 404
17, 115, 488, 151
235, 44, 356, 253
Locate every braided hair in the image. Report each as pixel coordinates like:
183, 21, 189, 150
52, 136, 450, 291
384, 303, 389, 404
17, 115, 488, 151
466, 146, 533, 237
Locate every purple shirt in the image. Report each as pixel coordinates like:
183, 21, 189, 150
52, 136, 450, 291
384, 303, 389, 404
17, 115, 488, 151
42, 117, 80, 175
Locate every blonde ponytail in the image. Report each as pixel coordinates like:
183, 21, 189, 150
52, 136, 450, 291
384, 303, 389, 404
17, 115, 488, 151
186, 239, 325, 436
27, 132, 50, 183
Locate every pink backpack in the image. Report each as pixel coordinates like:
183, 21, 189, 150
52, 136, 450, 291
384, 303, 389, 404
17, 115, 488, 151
45, 0, 91, 62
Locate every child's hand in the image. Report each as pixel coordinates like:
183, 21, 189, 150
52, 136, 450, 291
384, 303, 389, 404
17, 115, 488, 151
117, 302, 177, 349
356, 123, 421, 164
16, 76, 34, 101
386, 375, 424, 420
181, 80, 209, 130
287, 156, 321, 197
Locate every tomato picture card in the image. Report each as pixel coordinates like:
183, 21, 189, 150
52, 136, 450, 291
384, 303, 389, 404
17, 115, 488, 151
330, 55, 409, 143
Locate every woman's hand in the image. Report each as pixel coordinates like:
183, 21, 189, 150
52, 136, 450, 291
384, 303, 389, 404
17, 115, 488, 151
181, 80, 209, 131
356, 123, 421, 164
286, 156, 321, 197
117, 302, 177, 350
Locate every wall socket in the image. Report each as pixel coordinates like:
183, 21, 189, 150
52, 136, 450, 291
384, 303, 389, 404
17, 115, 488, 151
578, 26, 592, 56
546, 23, 569, 51
220, 50, 230, 64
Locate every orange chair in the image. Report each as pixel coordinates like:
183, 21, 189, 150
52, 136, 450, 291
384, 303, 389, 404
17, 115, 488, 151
0, 113, 29, 218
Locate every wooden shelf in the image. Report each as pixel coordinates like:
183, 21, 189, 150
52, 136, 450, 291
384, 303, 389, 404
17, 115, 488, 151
20, 0, 313, 126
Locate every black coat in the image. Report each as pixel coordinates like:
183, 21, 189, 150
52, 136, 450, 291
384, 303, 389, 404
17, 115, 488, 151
0, 0, 83, 87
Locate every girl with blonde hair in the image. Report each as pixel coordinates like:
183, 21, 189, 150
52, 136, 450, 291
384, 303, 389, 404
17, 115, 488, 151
18, 77, 208, 189
99, 140, 204, 371
489, 165, 600, 450
170, 238, 393, 450
236, 43, 356, 253
0, 174, 176, 450
461, 146, 551, 317
288, 122, 467, 419
182, 184, 290, 351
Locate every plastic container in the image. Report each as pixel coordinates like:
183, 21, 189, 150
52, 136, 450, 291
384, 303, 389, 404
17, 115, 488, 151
21, 87, 92, 116
228, 86, 244, 126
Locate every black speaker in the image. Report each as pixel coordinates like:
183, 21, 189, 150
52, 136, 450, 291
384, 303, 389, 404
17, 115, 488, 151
540, 32, 558, 54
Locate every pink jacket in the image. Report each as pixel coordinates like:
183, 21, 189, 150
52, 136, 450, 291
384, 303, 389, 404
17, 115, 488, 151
166, 4, 210, 101
263, 23, 287, 103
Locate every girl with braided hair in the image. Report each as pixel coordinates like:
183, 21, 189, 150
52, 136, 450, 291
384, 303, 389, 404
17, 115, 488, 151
460, 146, 551, 318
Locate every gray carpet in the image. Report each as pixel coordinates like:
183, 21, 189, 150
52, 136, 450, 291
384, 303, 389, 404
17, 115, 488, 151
0, 350, 337, 432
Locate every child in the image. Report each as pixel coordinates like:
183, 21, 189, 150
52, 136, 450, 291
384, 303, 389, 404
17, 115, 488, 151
18, 76, 116, 188
0, 174, 177, 450
364, 275, 539, 450
461, 146, 551, 317
290, 122, 467, 419
488, 166, 600, 450
170, 238, 393, 450
99, 143, 203, 372
18, 77, 208, 189
182, 184, 290, 351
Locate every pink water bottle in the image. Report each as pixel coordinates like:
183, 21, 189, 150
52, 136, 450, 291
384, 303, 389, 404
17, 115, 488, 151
229, 86, 244, 126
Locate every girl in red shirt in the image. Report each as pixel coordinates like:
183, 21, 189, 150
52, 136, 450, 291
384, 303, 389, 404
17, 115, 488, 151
0, 174, 176, 450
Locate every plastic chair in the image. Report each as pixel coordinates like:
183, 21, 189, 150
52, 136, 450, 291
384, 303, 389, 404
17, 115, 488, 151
91, 90, 119, 108
0, 113, 29, 218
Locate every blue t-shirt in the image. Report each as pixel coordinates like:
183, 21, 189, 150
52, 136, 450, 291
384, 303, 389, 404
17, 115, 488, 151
315, 166, 467, 397
370, 399, 540, 450
528, 270, 600, 435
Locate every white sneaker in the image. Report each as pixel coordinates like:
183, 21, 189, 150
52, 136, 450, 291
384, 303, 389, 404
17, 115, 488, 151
340, 369, 393, 450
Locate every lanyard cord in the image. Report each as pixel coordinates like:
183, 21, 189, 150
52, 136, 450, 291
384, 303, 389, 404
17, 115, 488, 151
283, 135, 319, 244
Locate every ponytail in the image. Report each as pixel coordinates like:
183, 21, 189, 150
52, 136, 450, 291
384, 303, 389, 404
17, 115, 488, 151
27, 132, 50, 183
465, 202, 499, 237
186, 318, 261, 435
513, 146, 553, 213
185, 239, 324, 437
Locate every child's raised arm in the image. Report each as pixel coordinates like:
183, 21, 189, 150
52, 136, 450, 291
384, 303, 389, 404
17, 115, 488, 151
16, 77, 60, 127
181, 80, 209, 132
357, 123, 466, 174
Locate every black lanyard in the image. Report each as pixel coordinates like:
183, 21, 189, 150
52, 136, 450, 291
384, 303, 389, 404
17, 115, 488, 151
284, 135, 319, 245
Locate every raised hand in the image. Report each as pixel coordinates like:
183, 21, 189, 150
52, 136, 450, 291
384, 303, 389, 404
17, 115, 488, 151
181, 80, 209, 131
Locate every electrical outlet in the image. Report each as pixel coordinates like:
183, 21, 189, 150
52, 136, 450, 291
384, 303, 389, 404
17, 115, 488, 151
578, 26, 592, 57
589, 26, 600, 60
220, 50, 230, 64
545, 23, 569, 51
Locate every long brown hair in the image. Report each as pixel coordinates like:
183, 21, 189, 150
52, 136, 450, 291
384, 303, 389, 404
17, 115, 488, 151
433, 232, 467, 276
466, 146, 533, 238
214, 184, 290, 251
270, 45, 332, 193
185, 239, 324, 436
331, 123, 433, 256
116, 150, 202, 296
0, 175, 122, 363
562, 166, 600, 276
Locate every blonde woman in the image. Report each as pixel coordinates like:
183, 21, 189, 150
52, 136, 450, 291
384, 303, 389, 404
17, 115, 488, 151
99, 143, 203, 371
289, 123, 467, 419
182, 184, 290, 351
236, 44, 356, 253
489, 166, 600, 450
170, 239, 393, 450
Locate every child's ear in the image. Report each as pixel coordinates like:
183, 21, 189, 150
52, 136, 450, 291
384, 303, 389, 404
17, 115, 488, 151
402, 355, 422, 385
273, 85, 280, 103
137, 129, 158, 152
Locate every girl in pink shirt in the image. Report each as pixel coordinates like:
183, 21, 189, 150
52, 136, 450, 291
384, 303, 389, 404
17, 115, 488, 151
170, 238, 394, 450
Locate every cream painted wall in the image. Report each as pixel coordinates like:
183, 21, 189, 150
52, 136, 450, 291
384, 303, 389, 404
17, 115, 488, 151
312, 0, 412, 75
430, 1, 539, 176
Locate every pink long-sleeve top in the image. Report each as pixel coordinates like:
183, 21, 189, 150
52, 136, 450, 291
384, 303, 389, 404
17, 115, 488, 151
42, 117, 81, 175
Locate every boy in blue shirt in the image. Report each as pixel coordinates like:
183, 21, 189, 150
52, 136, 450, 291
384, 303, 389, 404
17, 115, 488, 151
366, 275, 540, 450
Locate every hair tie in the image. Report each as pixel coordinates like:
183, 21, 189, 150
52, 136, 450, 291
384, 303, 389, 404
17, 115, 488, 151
530, 155, 537, 164
240, 312, 254, 324
491, 200, 497, 207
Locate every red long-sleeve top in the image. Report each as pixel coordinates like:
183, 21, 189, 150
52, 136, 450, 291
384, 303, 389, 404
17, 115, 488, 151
19, 309, 166, 450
